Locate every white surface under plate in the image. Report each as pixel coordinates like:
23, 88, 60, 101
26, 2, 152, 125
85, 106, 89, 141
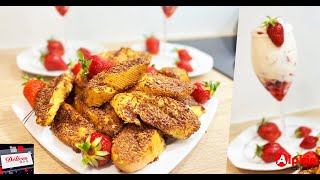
130, 42, 214, 77
16, 40, 106, 77
12, 97, 219, 174
228, 116, 320, 171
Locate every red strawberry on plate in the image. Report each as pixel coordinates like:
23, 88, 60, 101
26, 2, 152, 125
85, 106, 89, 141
298, 151, 320, 169
300, 135, 319, 149
80, 54, 115, 79
47, 38, 64, 56
162, 6, 177, 18
176, 59, 193, 72
256, 142, 290, 163
75, 132, 111, 168
177, 49, 192, 61
22, 75, 45, 108
78, 47, 91, 60
263, 16, 284, 47
55, 6, 69, 17
146, 35, 160, 55
146, 64, 158, 73
257, 118, 281, 142
295, 126, 312, 138
191, 81, 220, 104
42, 53, 68, 71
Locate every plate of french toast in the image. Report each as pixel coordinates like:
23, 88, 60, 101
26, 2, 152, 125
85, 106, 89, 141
12, 47, 219, 174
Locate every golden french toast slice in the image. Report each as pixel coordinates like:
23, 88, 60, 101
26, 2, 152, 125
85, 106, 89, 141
133, 73, 195, 100
34, 73, 74, 126
84, 57, 151, 107
74, 69, 89, 96
51, 103, 96, 152
112, 124, 165, 173
100, 47, 150, 63
110, 91, 200, 139
159, 67, 190, 82
179, 95, 206, 118
74, 95, 124, 137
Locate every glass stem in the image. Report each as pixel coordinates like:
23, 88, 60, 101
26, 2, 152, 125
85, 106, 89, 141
280, 101, 286, 137
163, 17, 167, 54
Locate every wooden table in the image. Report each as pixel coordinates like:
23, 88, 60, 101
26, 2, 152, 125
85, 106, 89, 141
0, 43, 233, 174
227, 109, 320, 174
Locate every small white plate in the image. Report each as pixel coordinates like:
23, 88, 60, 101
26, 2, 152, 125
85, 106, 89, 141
228, 116, 320, 171
130, 43, 214, 77
12, 97, 219, 174
16, 41, 106, 77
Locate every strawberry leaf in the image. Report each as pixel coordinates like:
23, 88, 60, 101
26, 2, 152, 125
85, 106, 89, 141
94, 156, 105, 161
203, 81, 220, 96
96, 151, 109, 156
80, 155, 90, 166
79, 52, 92, 77
91, 137, 102, 148
83, 141, 91, 152
255, 144, 263, 157
89, 156, 99, 168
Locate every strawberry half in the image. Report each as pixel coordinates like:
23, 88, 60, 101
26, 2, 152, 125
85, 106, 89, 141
263, 16, 284, 47
300, 135, 319, 149
75, 132, 111, 168
176, 59, 193, 72
176, 49, 192, 61
295, 126, 312, 138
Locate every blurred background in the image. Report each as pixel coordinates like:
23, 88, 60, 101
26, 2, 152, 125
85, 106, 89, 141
0, 6, 238, 48
232, 6, 320, 123
0, 6, 239, 78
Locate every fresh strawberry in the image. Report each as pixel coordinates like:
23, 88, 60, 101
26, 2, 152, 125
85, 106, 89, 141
256, 142, 290, 163
77, 47, 91, 60
43, 53, 68, 71
55, 6, 69, 16
295, 126, 312, 138
300, 135, 319, 149
75, 132, 111, 168
298, 151, 320, 169
80, 54, 115, 79
146, 35, 160, 55
146, 64, 158, 73
47, 39, 64, 56
257, 118, 281, 142
162, 6, 177, 18
177, 49, 192, 61
191, 81, 220, 104
22, 75, 45, 108
176, 60, 193, 72
263, 16, 284, 47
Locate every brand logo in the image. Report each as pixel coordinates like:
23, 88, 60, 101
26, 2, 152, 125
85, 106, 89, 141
275, 153, 318, 168
0, 153, 33, 170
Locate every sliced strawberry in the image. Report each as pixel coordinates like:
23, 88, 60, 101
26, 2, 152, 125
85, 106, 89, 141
43, 53, 68, 71
300, 136, 319, 149
47, 38, 64, 56
295, 126, 312, 138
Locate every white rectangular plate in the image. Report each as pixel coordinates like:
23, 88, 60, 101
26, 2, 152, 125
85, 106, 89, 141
12, 97, 218, 174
